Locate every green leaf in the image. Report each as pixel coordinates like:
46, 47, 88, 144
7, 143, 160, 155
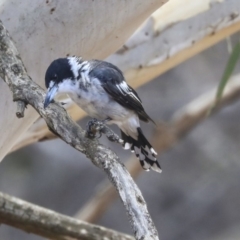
208, 41, 240, 115
216, 41, 240, 102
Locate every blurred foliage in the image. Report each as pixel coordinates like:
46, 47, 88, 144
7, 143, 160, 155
211, 41, 240, 113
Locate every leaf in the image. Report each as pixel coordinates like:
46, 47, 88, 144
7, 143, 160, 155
208, 41, 240, 115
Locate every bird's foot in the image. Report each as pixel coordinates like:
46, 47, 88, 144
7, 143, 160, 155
86, 118, 103, 139
86, 118, 123, 144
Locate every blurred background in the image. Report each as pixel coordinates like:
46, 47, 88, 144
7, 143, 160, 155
1, 32, 240, 240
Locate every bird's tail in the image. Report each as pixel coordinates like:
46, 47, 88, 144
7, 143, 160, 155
121, 128, 162, 173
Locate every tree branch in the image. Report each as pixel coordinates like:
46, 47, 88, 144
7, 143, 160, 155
0, 21, 159, 240
75, 74, 240, 223
15, 100, 26, 118
0, 191, 134, 240
75, 160, 142, 223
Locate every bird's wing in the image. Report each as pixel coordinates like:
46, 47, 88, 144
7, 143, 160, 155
89, 61, 154, 123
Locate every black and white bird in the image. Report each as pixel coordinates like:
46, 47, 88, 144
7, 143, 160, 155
44, 56, 161, 173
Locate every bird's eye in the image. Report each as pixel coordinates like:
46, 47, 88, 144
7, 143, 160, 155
52, 74, 58, 80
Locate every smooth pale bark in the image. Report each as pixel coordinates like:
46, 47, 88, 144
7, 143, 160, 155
12, 0, 240, 152
108, 0, 240, 83
0, 0, 167, 160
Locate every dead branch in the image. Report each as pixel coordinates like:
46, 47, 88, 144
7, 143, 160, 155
0, 21, 159, 240
75, 74, 240, 223
15, 100, 26, 118
0, 191, 134, 240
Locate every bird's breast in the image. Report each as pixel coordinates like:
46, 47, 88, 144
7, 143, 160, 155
69, 85, 110, 119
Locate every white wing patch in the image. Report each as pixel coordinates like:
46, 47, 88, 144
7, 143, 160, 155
117, 81, 141, 103
124, 142, 132, 150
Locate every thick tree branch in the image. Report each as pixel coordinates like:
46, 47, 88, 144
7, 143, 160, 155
0, 191, 134, 240
75, 74, 240, 223
0, 21, 159, 240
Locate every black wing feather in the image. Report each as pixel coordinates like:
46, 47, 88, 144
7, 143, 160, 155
89, 61, 154, 123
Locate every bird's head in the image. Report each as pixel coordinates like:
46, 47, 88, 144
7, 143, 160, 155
44, 57, 81, 108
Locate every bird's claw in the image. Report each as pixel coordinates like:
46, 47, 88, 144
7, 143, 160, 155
86, 118, 104, 139
86, 118, 121, 144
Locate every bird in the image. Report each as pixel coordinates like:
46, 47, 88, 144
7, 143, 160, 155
44, 56, 161, 173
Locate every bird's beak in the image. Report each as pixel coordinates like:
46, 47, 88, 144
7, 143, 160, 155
44, 83, 58, 108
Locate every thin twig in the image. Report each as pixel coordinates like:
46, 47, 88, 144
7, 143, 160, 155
0, 21, 159, 240
75, 74, 240, 223
16, 100, 26, 118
